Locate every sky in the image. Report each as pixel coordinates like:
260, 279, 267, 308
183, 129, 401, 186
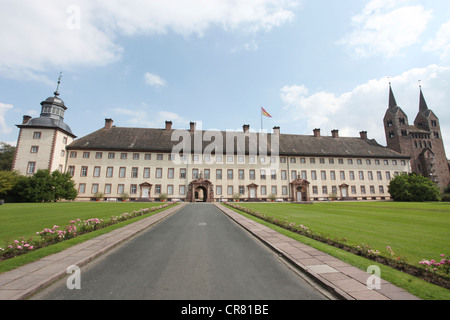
1, 0, 450, 155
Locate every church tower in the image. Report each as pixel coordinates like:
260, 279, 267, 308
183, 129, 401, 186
12, 74, 76, 176
383, 83, 450, 190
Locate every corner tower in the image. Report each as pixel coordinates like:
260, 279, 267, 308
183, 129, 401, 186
12, 74, 77, 175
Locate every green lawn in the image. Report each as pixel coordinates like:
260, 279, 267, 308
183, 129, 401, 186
0, 202, 169, 245
233, 202, 450, 267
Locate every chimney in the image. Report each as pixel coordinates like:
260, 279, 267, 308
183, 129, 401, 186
313, 128, 321, 137
190, 122, 196, 133
22, 115, 32, 125
165, 121, 173, 131
243, 124, 250, 133
360, 131, 368, 140
273, 126, 280, 135
331, 129, 339, 138
105, 118, 114, 130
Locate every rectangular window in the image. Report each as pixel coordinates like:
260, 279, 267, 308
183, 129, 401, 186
104, 184, 111, 194
119, 167, 126, 178
121, 153, 127, 160
70, 151, 77, 158
144, 168, 150, 178
227, 169, 233, 180
216, 185, 222, 195
271, 170, 277, 180
180, 168, 186, 179
105, 167, 113, 178
118, 184, 125, 195
155, 185, 161, 194
156, 168, 162, 178
227, 186, 233, 195
179, 185, 186, 195
27, 162, 36, 174
133, 153, 140, 160
79, 184, 86, 194
301, 171, 307, 180
132, 167, 138, 178
281, 170, 287, 180
192, 169, 199, 179
321, 171, 327, 180
168, 168, 174, 179
33, 132, 41, 139
239, 186, 245, 195
261, 186, 267, 195
68, 166, 75, 177
30, 146, 39, 153
311, 171, 317, 180
108, 152, 115, 159
204, 169, 210, 179
83, 152, 90, 159
92, 184, 99, 194
260, 169, 266, 180
130, 185, 137, 194
167, 185, 174, 195
216, 169, 222, 180
238, 169, 244, 180
95, 152, 102, 159
250, 170, 256, 180
271, 186, 277, 195
157, 154, 164, 160
81, 166, 88, 177
93, 166, 101, 177
282, 186, 288, 195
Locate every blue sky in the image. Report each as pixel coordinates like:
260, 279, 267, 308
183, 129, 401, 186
1, 0, 450, 154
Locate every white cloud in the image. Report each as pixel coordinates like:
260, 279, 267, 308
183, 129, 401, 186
0, 103, 14, 135
0, 0, 299, 81
338, 0, 432, 58
280, 65, 450, 153
424, 20, 450, 62
144, 73, 167, 88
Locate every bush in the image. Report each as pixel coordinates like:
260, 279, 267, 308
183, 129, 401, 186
388, 173, 441, 202
441, 194, 450, 202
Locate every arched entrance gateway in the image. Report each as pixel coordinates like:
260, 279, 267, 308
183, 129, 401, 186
290, 178, 310, 202
187, 178, 214, 203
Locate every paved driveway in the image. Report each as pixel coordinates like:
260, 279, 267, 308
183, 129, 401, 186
32, 203, 328, 300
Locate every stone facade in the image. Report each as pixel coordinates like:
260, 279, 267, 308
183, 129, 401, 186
383, 85, 450, 190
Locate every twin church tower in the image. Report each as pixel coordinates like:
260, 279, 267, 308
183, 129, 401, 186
383, 83, 450, 189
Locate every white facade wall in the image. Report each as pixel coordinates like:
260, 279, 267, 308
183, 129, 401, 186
66, 150, 410, 201
12, 127, 73, 176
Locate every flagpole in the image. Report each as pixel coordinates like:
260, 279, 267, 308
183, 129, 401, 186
261, 107, 263, 131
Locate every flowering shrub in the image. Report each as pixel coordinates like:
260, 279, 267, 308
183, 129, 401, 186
0, 203, 174, 261
419, 255, 450, 274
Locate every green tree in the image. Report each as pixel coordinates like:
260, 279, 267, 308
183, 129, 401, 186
0, 142, 16, 171
0, 170, 21, 199
388, 173, 441, 202
13, 169, 77, 202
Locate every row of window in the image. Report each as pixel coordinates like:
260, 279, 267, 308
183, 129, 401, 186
68, 165, 401, 182
79, 183, 388, 197
66, 150, 406, 167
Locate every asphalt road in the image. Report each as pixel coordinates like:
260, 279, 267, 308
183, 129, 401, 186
32, 203, 328, 300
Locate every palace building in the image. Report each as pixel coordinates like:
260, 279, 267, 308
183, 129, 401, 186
11, 83, 449, 202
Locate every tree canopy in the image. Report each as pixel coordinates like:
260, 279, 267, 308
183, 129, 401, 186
388, 173, 441, 202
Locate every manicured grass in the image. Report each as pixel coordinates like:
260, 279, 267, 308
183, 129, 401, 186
0, 202, 176, 274
234, 201, 450, 267
0, 202, 169, 245
225, 204, 450, 300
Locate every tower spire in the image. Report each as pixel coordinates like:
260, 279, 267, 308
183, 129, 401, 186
388, 81, 398, 108
54, 72, 62, 97
419, 81, 428, 112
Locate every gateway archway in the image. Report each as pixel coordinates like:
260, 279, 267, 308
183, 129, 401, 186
187, 178, 214, 203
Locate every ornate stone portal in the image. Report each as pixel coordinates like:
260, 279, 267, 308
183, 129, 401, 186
187, 178, 214, 202
290, 178, 310, 202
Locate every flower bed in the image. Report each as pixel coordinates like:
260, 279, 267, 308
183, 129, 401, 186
0, 203, 174, 261
225, 202, 450, 289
